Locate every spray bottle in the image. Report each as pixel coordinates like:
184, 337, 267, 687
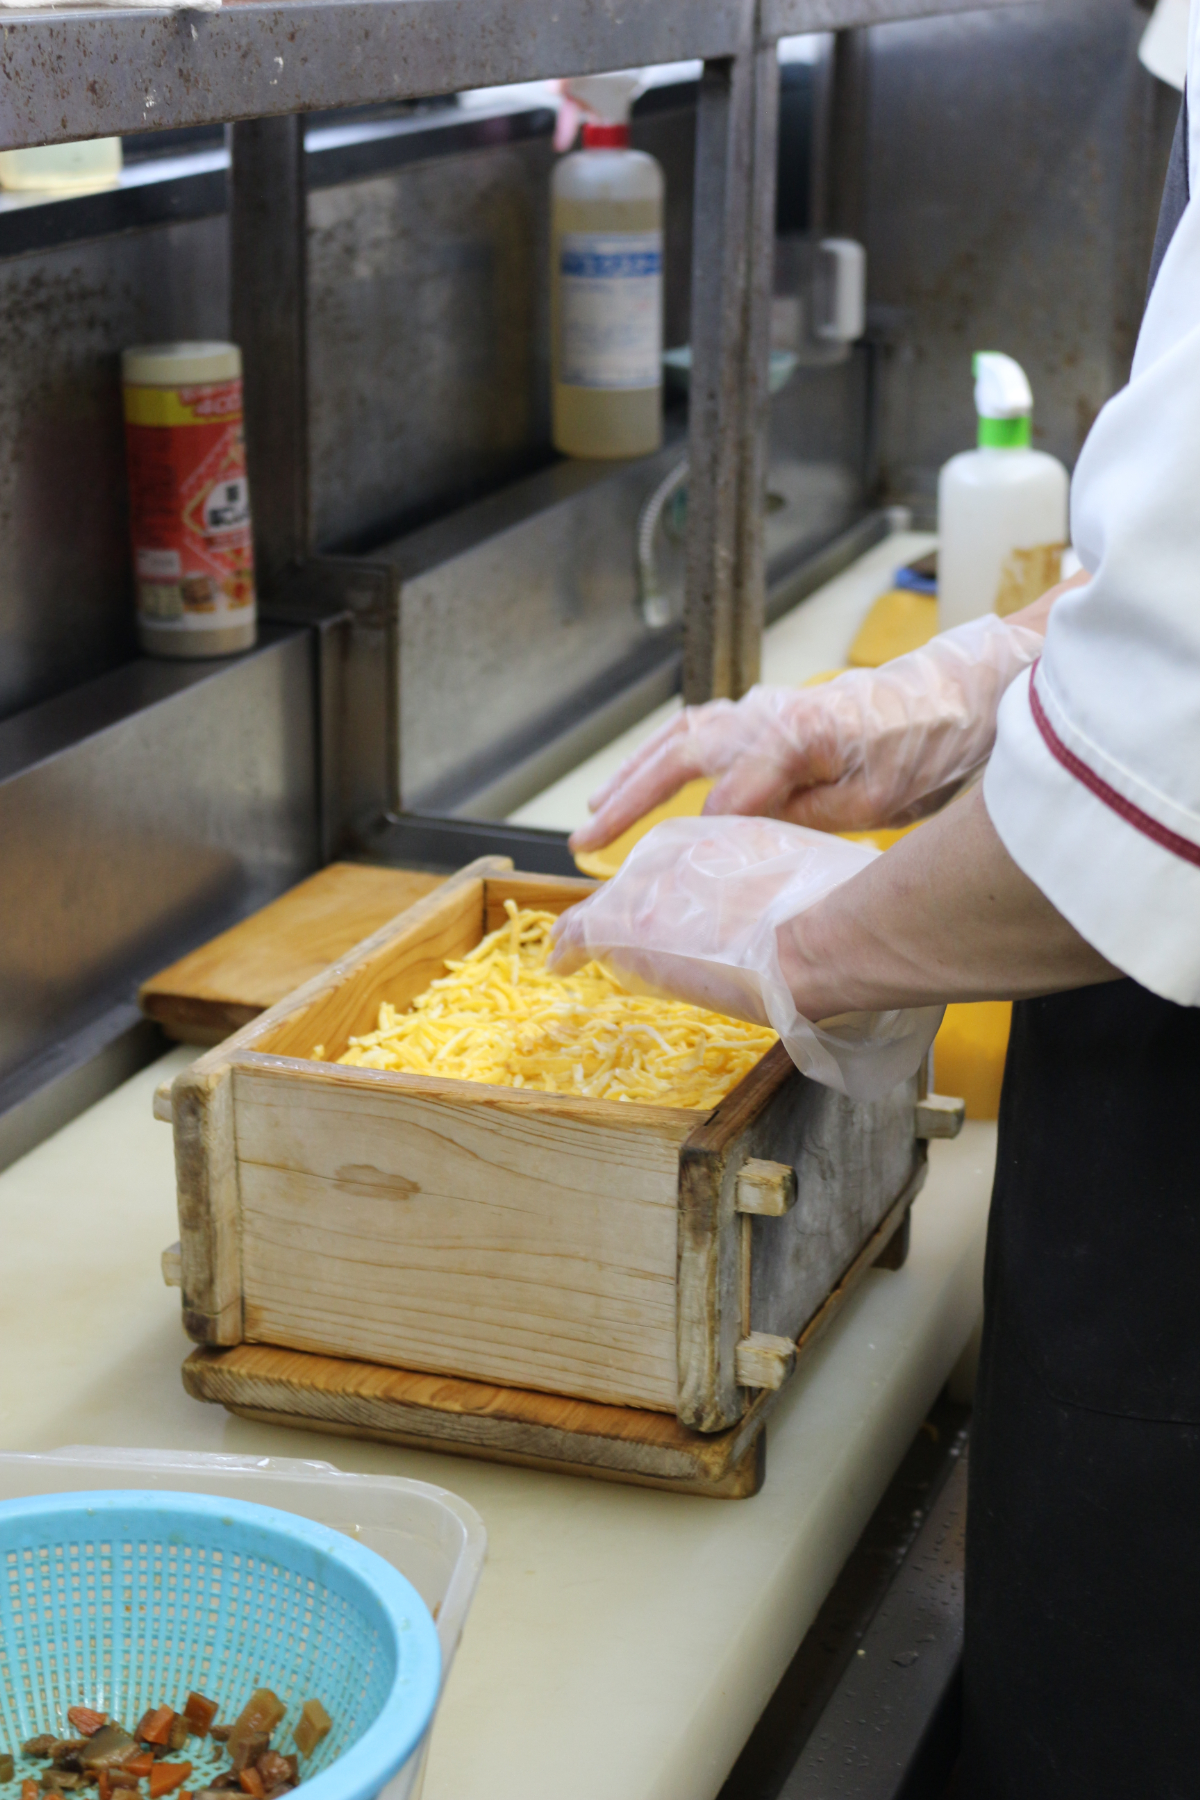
937, 352, 1069, 628
552, 73, 664, 459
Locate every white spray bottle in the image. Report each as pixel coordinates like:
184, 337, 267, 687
937, 352, 1069, 627
551, 73, 664, 459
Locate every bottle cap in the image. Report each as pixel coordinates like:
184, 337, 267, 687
122, 342, 242, 386
973, 351, 1033, 448
582, 121, 631, 148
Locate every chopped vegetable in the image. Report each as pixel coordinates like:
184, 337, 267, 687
66, 1713, 108, 1740
227, 1736, 268, 1777
0, 1755, 14, 1784
148, 1762, 192, 1798
253, 1756, 294, 1792
47, 1688, 305, 1800
22, 1781, 39, 1800
291, 1702, 331, 1761
136, 1710, 176, 1749
181, 1697, 218, 1741
80, 1727, 140, 1773
227, 1693, 285, 1759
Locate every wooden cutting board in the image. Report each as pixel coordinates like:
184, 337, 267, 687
140, 862, 443, 1045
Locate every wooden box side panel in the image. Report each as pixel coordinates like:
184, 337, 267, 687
252, 876, 485, 1062
749, 1075, 920, 1344
482, 872, 596, 930
173, 1062, 243, 1345
230, 1064, 689, 1411
676, 1043, 800, 1433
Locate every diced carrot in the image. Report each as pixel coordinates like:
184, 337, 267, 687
122, 1754, 155, 1779
22, 1779, 39, 1800
236, 1770, 264, 1799
68, 1707, 109, 1737
181, 1695, 217, 1739
98, 1771, 111, 1800
138, 1709, 176, 1748
147, 1763, 192, 1800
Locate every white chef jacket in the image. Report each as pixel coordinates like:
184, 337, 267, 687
984, 5, 1200, 1006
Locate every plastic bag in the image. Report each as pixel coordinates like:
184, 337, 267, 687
550, 815, 944, 1100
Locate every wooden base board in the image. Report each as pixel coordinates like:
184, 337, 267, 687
183, 1345, 768, 1498
182, 1163, 924, 1499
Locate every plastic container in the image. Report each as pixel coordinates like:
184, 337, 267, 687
0, 1448, 486, 1800
122, 342, 258, 659
937, 352, 1069, 628
0, 1489, 440, 1800
0, 138, 122, 193
552, 74, 664, 459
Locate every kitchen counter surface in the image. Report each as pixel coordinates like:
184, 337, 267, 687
1, 525, 988, 1800
0, 1046, 990, 1800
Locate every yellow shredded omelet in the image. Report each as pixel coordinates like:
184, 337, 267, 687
328, 902, 776, 1110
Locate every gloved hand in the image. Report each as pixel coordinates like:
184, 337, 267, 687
570, 612, 1044, 852
550, 814, 943, 1099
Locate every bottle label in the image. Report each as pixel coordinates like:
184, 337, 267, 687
123, 378, 256, 632
559, 230, 662, 390
995, 542, 1065, 615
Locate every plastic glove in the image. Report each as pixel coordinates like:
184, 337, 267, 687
571, 613, 1043, 852
550, 814, 943, 1099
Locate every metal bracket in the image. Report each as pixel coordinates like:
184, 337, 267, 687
265, 556, 401, 861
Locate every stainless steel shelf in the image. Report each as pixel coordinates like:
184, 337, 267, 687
0, 0, 1030, 151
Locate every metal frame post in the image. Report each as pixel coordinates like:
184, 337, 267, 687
230, 114, 310, 595
684, 25, 780, 704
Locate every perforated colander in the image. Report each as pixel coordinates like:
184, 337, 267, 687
0, 1491, 441, 1800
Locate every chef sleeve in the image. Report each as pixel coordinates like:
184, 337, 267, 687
983, 20, 1200, 1006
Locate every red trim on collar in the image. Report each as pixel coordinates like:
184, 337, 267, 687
1028, 675, 1200, 869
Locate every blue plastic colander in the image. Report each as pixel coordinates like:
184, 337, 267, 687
0, 1491, 441, 1800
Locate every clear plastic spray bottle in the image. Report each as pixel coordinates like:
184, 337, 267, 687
552, 73, 664, 459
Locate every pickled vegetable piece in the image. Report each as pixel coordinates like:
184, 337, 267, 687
292, 1701, 331, 1760
23, 1739, 57, 1759
66, 1711, 107, 1739
228, 1693, 284, 1752
80, 1728, 140, 1773
0, 1755, 13, 1783
22, 1781, 38, 1800
228, 1736, 267, 1776
254, 1755, 295, 1792
137, 1711, 175, 1748
181, 1696, 218, 1740
148, 1763, 192, 1798
235, 1773, 263, 1799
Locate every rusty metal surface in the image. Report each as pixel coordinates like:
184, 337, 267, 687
860, 0, 1175, 512
0, 0, 743, 150
0, 0, 1046, 153
0, 625, 318, 1094
763, 0, 1033, 36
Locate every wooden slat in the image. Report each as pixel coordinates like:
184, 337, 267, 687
231, 1059, 690, 1410
140, 863, 444, 1045
182, 1344, 767, 1498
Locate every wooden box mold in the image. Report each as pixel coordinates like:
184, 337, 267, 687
166, 856, 941, 1434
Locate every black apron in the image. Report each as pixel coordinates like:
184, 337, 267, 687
959, 97, 1200, 1798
